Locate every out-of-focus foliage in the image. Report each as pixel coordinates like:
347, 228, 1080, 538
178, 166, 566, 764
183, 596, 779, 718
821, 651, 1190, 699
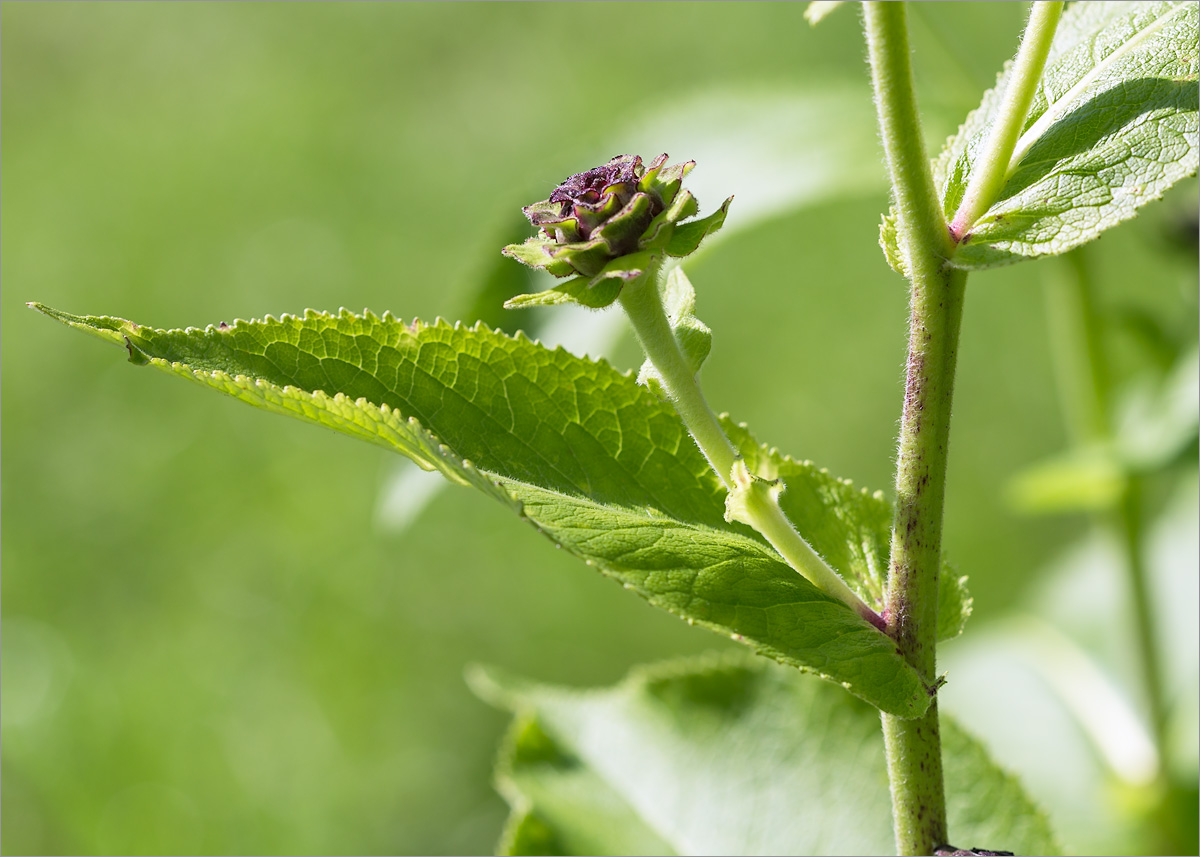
3, 3, 1195, 855
475, 653, 1059, 856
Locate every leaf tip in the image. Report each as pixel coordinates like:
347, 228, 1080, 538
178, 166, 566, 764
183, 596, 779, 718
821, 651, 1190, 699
465, 663, 528, 711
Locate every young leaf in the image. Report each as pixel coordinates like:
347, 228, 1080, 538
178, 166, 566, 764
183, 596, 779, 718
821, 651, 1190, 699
31, 303, 933, 717
804, 1, 844, 27
940, 1, 1199, 269
472, 653, 1060, 856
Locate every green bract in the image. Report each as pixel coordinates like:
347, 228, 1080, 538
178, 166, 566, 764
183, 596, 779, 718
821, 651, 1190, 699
502, 154, 731, 309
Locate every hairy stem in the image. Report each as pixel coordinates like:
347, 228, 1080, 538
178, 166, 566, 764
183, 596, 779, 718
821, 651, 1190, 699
949, 1, 1063, 240
865, 2, 964, 853
618, 273, 885, 627
617, 268, 738, 487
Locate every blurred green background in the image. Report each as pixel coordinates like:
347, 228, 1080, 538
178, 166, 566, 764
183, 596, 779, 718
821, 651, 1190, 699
3, 3, 1196, 855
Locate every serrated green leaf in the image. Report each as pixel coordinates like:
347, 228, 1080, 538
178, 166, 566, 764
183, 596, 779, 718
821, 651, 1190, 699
939, 1, 1199, 269
473, 653, 1059, 856
664, 195, 732, 258
879, 208, 908, 278
31, 302, 933, 717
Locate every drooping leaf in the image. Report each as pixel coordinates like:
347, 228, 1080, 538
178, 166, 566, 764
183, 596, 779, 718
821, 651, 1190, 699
31, 302, 934, 717
940, 0, 1199, 269
473, 653, 1060, 856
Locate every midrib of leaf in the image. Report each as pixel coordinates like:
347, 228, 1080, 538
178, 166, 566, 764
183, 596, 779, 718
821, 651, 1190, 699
1007, 3, 1187, 174
194, 315, 720, 524
400, 350, 614, 504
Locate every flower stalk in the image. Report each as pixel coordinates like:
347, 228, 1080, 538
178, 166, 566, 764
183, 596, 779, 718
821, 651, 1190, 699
619, 275, 886, 630
505, 154, 886, 629
616, 271, 738, 486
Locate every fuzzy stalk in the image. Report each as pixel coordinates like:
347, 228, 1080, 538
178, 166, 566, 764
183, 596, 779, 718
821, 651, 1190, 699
617, 266, 739, 487
617, 272, 885, 627
864, 2, 964, 853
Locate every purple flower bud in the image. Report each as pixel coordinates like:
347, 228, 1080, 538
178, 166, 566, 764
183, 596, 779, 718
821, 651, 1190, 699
502, 154, 732, 310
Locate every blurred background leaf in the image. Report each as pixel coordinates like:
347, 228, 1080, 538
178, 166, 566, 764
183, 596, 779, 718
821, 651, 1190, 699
3, 3, 1195, 854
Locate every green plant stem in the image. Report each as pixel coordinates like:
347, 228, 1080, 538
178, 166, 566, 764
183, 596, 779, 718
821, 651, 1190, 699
949, 0, 1063, 240
1047, 251, 1169, 769
865, 2, 964, 853
617, 269, 739, 488
1118, 477, 1168, 757
617, 272, 885, 628
1046, 250, 1111, 443
881, 262, 966, 855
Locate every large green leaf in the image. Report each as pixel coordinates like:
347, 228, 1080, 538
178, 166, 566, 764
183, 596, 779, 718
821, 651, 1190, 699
942, 1, 1199, 269
882, 1, 1199, 276
473, 652, 1059, 856
30, 303, 960, 717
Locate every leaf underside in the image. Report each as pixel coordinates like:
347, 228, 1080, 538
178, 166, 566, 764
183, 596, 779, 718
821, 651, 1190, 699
31, 303, 970, 718
945, 0, 1199, 269
881, 1, 1198, 275
473, 652, 1060, 857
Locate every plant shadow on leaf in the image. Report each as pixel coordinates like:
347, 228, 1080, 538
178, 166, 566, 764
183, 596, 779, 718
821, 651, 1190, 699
1003, 76, 1200, 202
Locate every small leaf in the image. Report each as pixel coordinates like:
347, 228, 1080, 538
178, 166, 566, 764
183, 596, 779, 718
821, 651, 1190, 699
503, 275, 623, 310
596, 192, 657, 255
501, 238, 573, 277
473, 653, 1060, 856
879, 208, 908, 278
804, 1, 845, 27
32, 303, 932, 717
939, 1, 1199, 269
1005, 445, 1126, 515
665, 195, 733, 258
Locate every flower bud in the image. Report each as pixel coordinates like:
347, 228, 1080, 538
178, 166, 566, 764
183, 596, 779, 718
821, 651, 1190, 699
503, 154, 731, 309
